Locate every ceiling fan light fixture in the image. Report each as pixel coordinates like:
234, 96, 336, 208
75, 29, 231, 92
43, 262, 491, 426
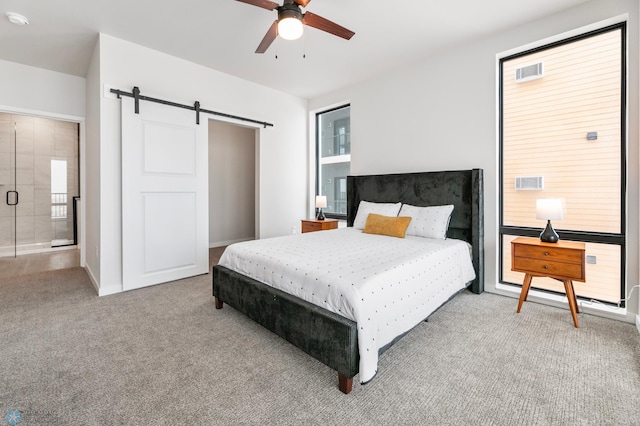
241, 0, 354, 53
278, 16, 303, 40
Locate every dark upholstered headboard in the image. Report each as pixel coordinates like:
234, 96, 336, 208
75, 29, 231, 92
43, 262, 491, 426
346, 169, 484, 294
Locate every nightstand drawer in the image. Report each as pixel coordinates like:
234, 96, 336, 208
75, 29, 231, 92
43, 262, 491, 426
512, 257, 584, 280
301, 219, 339, 233
511, 237, 586, 327
302, 222, 322, 233
513, 244, 582, 264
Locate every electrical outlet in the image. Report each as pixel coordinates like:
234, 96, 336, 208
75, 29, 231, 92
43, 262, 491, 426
586, 255, 596, 264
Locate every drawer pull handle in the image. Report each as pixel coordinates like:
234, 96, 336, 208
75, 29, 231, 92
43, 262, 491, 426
544, 252, 549, 256
543, 265, 548, 269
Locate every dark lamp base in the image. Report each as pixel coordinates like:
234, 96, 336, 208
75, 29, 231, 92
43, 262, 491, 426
540, 220, 559, 243
316, 209, 325, 220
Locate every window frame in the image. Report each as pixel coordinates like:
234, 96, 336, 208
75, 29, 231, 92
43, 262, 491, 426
315, 104, 351, 220
498, 22, 627, 306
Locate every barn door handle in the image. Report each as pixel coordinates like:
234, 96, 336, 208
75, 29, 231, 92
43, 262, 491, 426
6, 190, 18, 206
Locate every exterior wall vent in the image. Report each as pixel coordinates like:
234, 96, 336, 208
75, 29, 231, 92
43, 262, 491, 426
515, 176, 544, 190
515, 62, 544, 83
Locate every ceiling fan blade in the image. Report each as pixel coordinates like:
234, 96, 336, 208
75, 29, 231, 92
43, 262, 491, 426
255, 20, 279, 53
293, 0, 311, 7
302, 12, 355, 40
235, 0, 280, 11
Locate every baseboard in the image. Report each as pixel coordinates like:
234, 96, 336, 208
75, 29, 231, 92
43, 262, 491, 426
493, 283, 635, 323
85, 264, 100, 295
210, 237, 253, 248
85, 264, 123, 297
98, 285, 123, 297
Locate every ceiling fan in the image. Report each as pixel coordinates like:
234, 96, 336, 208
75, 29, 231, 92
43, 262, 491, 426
236, 0, 355, 53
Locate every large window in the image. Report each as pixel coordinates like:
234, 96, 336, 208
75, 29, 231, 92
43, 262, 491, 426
316, 105, 350, 218
499, 24, 626, 305
51, 159, 68, 219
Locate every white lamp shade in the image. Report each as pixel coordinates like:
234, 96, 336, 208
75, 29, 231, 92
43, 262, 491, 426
315, 195, 327, 208
536, 198, 564, 220
278, 17, 303, 40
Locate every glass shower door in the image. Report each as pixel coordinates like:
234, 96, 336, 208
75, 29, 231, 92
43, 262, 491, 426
1, 117, 18, 257
0, 113, 79, 256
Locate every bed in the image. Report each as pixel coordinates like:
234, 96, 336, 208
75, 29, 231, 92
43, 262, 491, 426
212, 169, 484, 394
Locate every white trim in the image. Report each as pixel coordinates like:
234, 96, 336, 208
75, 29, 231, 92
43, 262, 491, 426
636, 314, 640, 334
0, 104, 84, 123
308, 109, 316, 220
85, 263, 101, 296
320, 154, 351, 165
78, 122, 86, 269
98, 286, 122, 297
497, 14, 628, 60
494, 283, 636, 324
204, 115, 263, 242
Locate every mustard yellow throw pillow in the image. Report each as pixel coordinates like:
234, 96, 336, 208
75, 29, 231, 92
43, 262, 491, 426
362, 213, 412, 238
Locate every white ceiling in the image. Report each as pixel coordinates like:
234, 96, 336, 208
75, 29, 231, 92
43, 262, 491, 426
0, 0, 591, 99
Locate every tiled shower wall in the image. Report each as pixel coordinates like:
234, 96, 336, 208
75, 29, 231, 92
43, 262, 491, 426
0, 113, 79, 249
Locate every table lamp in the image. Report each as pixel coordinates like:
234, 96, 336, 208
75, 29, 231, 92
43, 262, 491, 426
536, 198, 564, 243
315, 195, 327, 220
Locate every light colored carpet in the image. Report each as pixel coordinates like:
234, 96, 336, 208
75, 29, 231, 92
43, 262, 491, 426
1, 266, 639, 425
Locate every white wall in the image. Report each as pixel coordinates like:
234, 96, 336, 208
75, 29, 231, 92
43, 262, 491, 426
208, 120, 256, 247
0, 60, 85, 118
92, 34, 307, 295
309, 0, 639, 320
84, 39, 101, 290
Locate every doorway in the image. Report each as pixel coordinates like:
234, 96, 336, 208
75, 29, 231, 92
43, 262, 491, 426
0, 112, 80, 257
208, 120, 257, 248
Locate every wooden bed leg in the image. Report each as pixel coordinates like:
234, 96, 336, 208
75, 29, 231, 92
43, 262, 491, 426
338, 373, 353, 394
215, 298, 223, 309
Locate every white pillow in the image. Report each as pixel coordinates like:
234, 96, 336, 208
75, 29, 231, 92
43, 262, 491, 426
399, 204, 454, 239
353, 201, 402, 230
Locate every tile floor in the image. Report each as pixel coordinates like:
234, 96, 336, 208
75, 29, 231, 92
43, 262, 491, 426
0, 246, 228, 281
0, 247, 80, 279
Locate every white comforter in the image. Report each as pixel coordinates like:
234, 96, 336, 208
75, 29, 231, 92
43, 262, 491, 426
218, 227, 476, 383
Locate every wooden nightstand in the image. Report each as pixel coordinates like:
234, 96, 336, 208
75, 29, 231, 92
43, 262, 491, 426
301, 218, 339, 233
511, 236, 586, 328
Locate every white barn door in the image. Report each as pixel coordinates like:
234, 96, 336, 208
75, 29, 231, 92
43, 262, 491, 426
121, 99, 208, 290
